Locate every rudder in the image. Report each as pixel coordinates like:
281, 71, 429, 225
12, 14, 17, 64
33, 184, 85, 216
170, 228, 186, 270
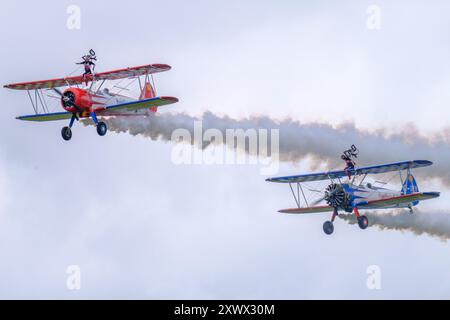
139, 81, 158, 113
402, 173, 419, 205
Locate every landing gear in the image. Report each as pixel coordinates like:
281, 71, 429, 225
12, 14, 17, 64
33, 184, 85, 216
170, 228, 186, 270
61, 114, 77, 141
357, 215, 369, 230
408, 204, 414, 214
96, 121, 107, 136
323, 207, 338, 235
61, 126, 72, 141
91, 112, 107, 137
323, 221, 334, 235
59, 112, 107, 141
354, 207, 369, 230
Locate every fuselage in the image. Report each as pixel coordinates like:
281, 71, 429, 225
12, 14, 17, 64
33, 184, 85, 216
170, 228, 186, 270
61, 87, 134, 116
342, 183, 409, 211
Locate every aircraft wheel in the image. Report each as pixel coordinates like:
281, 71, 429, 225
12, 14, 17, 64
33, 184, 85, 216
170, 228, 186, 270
97, 121, 107, 136
358, 215, 369, 230
323, 221, 334, 235
61, 126, 72, 141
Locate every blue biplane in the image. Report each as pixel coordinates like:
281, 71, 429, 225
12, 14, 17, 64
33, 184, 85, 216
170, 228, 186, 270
266, 160, 440, 235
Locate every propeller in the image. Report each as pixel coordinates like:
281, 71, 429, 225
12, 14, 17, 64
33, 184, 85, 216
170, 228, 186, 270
52, 88, 63, 96
52, 88, 80, 119
310, 194, 327, 206
61, 91, 76, 108
52, 88, 75, 107
324, 183, 347, 208
45, 94, 62, 100
310, 183, 348, 207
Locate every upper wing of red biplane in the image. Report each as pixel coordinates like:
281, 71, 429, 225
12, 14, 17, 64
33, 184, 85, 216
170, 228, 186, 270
278, 192, 440, 214
16, 96, 178, 122
266, 160, 433, 184
4, 64, 171, 91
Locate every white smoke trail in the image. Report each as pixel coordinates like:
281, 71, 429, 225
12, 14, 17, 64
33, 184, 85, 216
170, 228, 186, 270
87, 111, 450, 184
339, 210, 450, 242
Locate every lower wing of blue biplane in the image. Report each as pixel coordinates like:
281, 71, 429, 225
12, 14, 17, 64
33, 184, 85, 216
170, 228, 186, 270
279, 192, 440, 214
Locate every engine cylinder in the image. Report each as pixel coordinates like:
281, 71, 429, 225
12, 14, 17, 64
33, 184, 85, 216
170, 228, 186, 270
324, 183, 348, 208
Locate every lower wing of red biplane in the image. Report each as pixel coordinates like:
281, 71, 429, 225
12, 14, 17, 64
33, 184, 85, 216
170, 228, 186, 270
15, 96, 179, 122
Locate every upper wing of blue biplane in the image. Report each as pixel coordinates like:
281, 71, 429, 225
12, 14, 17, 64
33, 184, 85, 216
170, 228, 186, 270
266, 160, 433, 184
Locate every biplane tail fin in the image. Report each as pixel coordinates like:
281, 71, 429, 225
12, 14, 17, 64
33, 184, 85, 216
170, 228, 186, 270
402, 173, 420, 205
139, 80, 158, 113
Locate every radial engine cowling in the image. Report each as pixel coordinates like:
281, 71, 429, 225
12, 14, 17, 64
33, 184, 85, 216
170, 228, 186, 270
61, 88, 93, 113
324, 183, 349, 209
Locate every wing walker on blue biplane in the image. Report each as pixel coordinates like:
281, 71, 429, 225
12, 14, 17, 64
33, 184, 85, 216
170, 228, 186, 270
3, 50, 178, 141
266, 145, 440, 235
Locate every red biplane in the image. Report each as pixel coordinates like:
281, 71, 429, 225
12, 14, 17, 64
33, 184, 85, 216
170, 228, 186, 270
4, 64, 178, 141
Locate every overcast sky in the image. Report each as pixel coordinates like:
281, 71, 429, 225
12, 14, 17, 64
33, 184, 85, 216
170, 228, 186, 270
0, 0, 450, 299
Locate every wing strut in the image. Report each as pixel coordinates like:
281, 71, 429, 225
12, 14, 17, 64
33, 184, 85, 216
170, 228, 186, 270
289, 183, 309, 209
299, 183, 309, 207
26, 90, 37, 114
26, 89, 50, 115
399, 170, 405, 193
151, 74, 157, 95
289, 183, 300, 208
358, 173, 368, 187
37, 90, 49, 113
